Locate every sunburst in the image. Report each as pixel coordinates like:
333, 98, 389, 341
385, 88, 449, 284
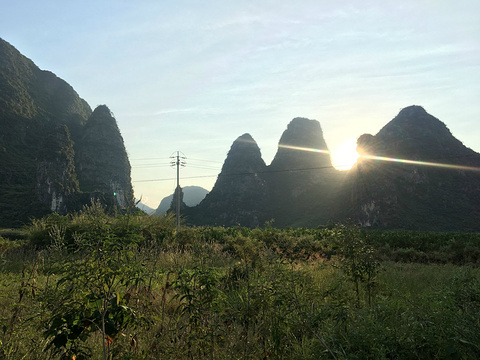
331, 138, 359, 170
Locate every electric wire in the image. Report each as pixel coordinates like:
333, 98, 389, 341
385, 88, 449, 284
187, 157, 224, 164
1, 153, 479, 177
132, 153, 480, 183
134, 165, 340, 183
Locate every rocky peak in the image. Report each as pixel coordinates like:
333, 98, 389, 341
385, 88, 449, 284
220, 133, 266, 174
379, 106, 443, 138
269, 117, 331, 170
84, 105, 118, 129
75, 105, 134, 209
371, 105, 470, 160
348, 105, 480, 231
186, 134, 267, 227
168, 186, 188, 214
210, 133, 267, 196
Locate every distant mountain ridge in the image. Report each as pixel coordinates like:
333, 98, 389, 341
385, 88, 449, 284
136, 200, 156, 215
154, 186, 209, 215
185, 106, 480, 231
0, 38, 134, 227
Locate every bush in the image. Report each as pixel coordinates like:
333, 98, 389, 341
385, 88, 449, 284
24, 202, 176, 250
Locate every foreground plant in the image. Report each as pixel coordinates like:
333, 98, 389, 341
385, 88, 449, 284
333, 224, 380, 307
41, 210, 150, 359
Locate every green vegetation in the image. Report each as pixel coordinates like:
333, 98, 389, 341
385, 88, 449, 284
1, 205, 480, 359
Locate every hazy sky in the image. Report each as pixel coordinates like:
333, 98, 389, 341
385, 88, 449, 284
2, 1, 479, 208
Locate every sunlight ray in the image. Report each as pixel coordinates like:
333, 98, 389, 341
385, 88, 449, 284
278, 144, 330, 154
361, 155, 480, 172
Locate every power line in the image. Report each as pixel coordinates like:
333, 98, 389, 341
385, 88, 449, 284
128, 152, 480, 175
187, 157, 224, 164
132, 164, 173, 169
130, 157, 171, 161
187, 165, 222, 171
132, 152, 480, 183
133, 165, 337, 183
133, 174, 217, 183
2, 150, 479, 179
130, 157, 222, 170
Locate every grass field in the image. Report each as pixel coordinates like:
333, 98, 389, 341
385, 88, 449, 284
1, 206, 479, 359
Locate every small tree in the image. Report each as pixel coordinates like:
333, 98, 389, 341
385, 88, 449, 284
334, 224, 380, 307
42, 212, 148, 359
171, 265, 225, 359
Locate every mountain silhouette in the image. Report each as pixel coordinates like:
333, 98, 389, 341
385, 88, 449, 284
185, 119, 344, 227
0, 38, 133, 227
340, 105, 480, 230
185, 107, 480, 231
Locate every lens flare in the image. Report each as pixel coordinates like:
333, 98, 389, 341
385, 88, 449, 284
360, 155, 480, 172
278, 144, 330, 154
240, 137, 480, 173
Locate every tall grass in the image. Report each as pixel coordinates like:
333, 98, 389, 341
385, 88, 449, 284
0, 208, 479, 359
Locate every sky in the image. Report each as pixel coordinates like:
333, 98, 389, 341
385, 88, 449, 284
1, 1, 479, 208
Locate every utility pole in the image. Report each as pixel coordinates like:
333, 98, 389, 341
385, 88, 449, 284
170, 151, 186, 232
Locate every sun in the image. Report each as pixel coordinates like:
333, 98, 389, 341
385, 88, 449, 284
331, 138, 359, 170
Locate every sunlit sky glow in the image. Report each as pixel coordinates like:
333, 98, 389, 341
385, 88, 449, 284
1, 1, 479, 208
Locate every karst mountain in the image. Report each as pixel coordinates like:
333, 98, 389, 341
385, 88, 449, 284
0, 38, 133, 227
184, 106, 480, 231
2, 38, 479, 231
